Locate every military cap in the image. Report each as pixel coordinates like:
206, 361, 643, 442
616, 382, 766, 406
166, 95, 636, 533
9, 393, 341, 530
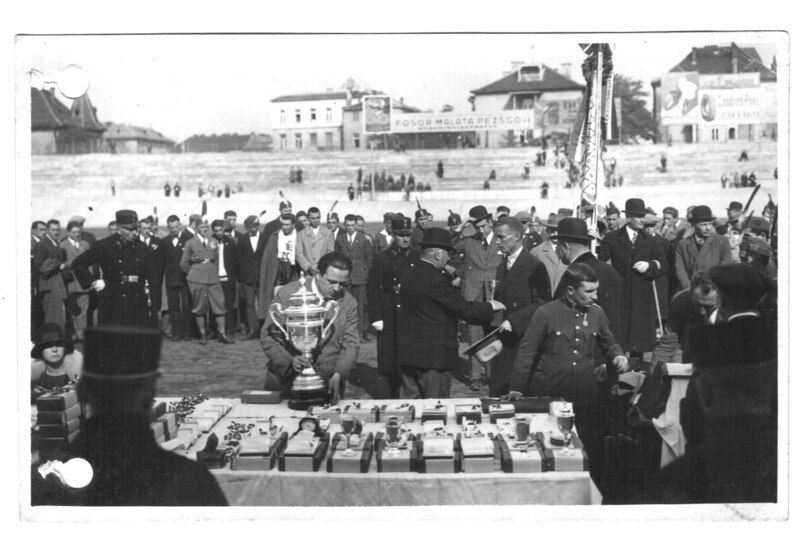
727, 201, 743, 211
82, 326, 162, 381
420, 227, 456, 252
279, 200, 292, 210
447, 213, 462, 226
468, 205, 491, 223
115, 210, 138, 227
31, 323, 74, 360
606, 202, 621, 217
391, 216, 413, 233
244, 215, 259, 227
415, 208, 431, 220
709, 263, 771, 308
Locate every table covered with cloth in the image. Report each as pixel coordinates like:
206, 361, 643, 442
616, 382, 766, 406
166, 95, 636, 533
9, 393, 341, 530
160, 397, 602, 506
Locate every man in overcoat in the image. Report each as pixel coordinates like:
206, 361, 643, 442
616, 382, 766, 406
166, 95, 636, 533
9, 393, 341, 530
32, 219, 68, 327
335, 214, 374, 342
162, 215, 194, 340
674, 205, 732, 291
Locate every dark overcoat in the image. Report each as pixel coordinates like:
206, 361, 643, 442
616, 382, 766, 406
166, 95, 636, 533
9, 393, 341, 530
597, 227, 666, 353
398, 260, 494, 371
366, 245, 420, 376
334, 231, 373, 286
162, 229, 194, 288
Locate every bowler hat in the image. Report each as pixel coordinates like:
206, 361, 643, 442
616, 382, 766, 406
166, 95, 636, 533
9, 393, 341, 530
689, 205, 716, 223
727, 201, 743, 212
709, 263, 771, 308
468, 205, 491, 223
623, 198, 647, 217
687, 317, 773, 368
420, 227, 456, 252
464, 327, 503, 364
550, 217, 592, 243
415, 208, 431, 220
31, 323, 74, 360
447, 213, 462, 226
82, 326, 162, 381
116, 209, 138, 227
544, 213, 562, 229
391, 216, 413, 234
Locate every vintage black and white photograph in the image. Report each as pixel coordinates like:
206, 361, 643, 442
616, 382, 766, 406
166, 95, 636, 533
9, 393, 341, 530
13, 13, 791, 530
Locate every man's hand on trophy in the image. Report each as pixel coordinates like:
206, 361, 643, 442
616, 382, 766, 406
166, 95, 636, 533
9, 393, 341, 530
292, 355, 311, 373
328, 373, 342, 404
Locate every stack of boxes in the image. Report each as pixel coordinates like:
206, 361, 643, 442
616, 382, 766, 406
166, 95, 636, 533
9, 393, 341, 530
35, 387, 83, 461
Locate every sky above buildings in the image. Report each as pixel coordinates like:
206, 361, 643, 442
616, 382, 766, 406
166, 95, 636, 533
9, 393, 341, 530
18, 32, 782, 142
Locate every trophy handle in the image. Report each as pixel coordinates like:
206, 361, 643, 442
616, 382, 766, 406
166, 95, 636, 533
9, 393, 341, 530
268, 302, 291, 341
320, 299, 340, 340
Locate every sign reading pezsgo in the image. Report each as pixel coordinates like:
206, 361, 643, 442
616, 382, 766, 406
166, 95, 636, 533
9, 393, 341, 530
391, 111, 536, 133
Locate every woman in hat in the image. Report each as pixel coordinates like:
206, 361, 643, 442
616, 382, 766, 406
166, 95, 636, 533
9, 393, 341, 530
31, 323, 83, 392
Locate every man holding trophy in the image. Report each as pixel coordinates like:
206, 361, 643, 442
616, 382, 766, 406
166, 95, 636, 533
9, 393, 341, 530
260, 252, 359, 405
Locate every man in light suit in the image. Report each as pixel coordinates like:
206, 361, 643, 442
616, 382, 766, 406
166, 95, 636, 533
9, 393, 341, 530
454, 205, 504, 390
335, 214, 374, 342
530, 214, 565, 298
60, 220, 91, 341
296, 206, 335, 277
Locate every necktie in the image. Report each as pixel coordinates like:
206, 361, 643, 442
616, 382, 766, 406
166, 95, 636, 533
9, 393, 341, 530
482, 237, 489, 249
250, 233, 257, 237
631, 231, 638, 244
505, 254, 512, 270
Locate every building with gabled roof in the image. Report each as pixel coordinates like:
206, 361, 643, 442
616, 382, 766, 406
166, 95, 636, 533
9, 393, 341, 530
178, 133, 272, 153
102, 123, 175, 153
31, 88, 106, 154
469, 62, 585, 148
653, 42, 778, 143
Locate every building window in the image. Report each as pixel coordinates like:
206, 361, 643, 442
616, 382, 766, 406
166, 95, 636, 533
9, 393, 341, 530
310, 133, 318, 147
711, 128, 720, 141
353, 111, 360, 122
279, 133, 287, 149
280, 110, 286, 124
294, 133, 302, 149
326, 108, 333, 122
325, 132, 334, 148
310, 108, 316, 121
295, 109, 301, 123
353, 133, 360, 148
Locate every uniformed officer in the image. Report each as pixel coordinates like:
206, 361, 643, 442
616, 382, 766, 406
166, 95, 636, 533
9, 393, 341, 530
72, 210, 158, 328
31, 326, 228, 506
366, 216, 420, 398
507, 263, 628, 485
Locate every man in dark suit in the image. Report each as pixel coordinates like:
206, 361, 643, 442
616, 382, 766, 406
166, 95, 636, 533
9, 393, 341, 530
597, 198, 666, 369
212, 219, 239, 337
398, 228, 504, 399
335, 214, 374, 342
367, 216, 420, 398
236, 215, 270, 339
32, 219, 68, 327
263, 201, 293, 238
139, 216, 165, 327
257, 212, 300, 323
326, 212, 346, 243
162, 215, 194, 341
373, 212, 395, 254
553, 218, 624, 341
487, 217, 550, 397
31, 220, 48, 339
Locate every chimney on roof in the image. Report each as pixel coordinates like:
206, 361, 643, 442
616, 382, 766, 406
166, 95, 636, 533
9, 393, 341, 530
346, 87, 352, 107
560, 63, 572, 80
732, 56, 738, 74
771, 56, 777, 72
511, 60, 524, 72
691, 48, 697, 65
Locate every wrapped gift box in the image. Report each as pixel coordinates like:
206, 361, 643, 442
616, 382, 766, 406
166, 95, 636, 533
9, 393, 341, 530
36, 390, 79, 412
380, 403, 415, 423
326, 433, 374, 473
279, 432, 330, 472
231, 435, 274, 471
419, 434, 456, 473
37, 403, 82, 425
539, 431, 588, 472
513, 397, 561, 414
457, 434, 496, 473
149, 400, 167, 422
344, 403, 379, 423
150, 421, 165, 441
488, 403, 515, 423
375, 433, 418, 472
241, 390, 281, 404
38, 418, 81, 438
310, 405, 343, 422
177, 422, 202, 440
184, 415, 215, 432
157, 412, 178, 440
455, 404, 483, 425
498, 434, 545, 473
421, 403, 448, 424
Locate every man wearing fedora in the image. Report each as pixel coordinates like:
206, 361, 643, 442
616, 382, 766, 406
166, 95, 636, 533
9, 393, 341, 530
72, 210, 158, 328
31, 326, 228, 506
598, 198, 667, 367
674, 205, 732, 291
367, 216, 420, 398
398, 228, 504, 399
552, 218, 623, 340
454, 205, 505, 390
531, 213, 565, 298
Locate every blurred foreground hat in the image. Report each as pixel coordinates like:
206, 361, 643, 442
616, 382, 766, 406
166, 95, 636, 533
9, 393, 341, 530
689, 205, 716, 223
31, 323, 74, 360
391, 216, 413, 234
468, 205, 491, 223
551, 217, 592, 243
740, 236, 773, 258
727, 201, 743, 211
687, 317, 773, 368
115, 210, 138, 228
244, 215, 259, 227
82, 326, 162, 381
447, 213, 462, 226
420, 227, 456, 252
709, 263, 771, 307
623, 198, 647, 217
745, 216, 771, 233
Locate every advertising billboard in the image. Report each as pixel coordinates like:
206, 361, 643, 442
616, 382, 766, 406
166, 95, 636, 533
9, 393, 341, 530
660, 72, 700, 124
391, 110, 536, 133
363, 95, 391, 133
698, 87, 762, 124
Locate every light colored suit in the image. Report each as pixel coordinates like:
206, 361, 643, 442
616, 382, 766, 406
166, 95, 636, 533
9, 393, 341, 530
531, 240, 568, 296
296, 226, 335, 274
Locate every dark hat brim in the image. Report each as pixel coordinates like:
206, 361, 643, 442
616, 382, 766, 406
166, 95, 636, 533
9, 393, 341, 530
421, 242, 457, 253
688, 216, 716, 223
469, 210, 492, 223
31, 338, 74, 360
550, 233, 592, 243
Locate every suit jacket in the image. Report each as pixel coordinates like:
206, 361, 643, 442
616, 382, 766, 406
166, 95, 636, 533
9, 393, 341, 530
236, 230, 270, 285
142, 234, 165, 306
60, 238, 91, 293
32, 236, 67, 299
334, 231, 373, 285
597, 226, 667, 353
180, 237, 221, 285
162, 230, 194, 288
260, 280, 359, 397
219, 236, 239, 286
374, 230, 392, 254
531, 240, 567, 297
256, 230, 284, 320
296, 226, 334, 274
398, 260, 494, 370
262, 216, 282, 239
455, 234, 504, 301
674, 233, 732, 291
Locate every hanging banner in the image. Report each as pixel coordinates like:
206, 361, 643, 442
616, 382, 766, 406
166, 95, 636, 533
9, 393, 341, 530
698, 88, 761, 123
660, 72, 700, 124
363, 95, 392, 133
391, 110, 536, 133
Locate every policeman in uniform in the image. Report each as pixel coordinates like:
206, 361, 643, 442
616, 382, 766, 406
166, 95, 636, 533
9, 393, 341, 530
72, 210, 158, 328
31, 326, 228, 506
366, 216, 420, 398
507, 263, 628, 485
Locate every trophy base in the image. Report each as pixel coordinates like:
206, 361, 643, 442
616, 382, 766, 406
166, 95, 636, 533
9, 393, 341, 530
288, 391, 330, 411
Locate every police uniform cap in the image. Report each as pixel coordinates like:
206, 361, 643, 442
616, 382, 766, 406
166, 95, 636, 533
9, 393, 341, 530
82, 326, 162, 381
115, 209, 138, 227
392, 216, 413, 233
447, 213, 462, 226
244, 215, 259, 227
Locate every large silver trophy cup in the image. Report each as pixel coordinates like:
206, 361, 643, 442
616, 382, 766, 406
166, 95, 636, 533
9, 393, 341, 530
269, 274, 340, 409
